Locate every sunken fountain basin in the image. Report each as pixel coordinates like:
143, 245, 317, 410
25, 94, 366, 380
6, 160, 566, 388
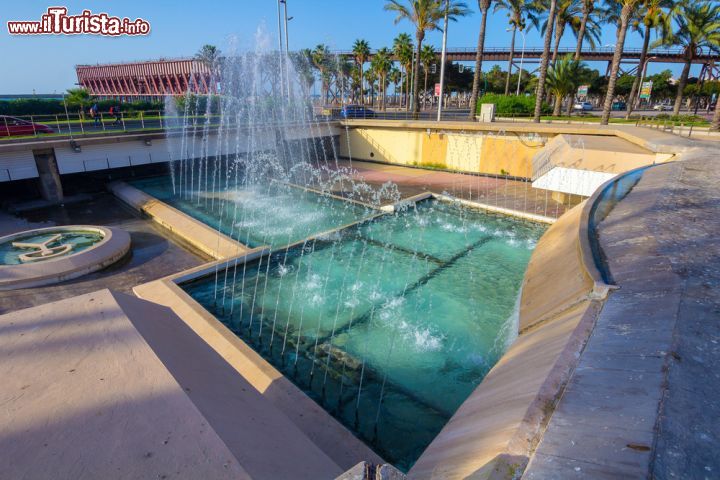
0, 225, 131, 290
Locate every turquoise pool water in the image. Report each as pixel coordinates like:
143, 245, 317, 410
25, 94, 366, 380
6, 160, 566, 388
129, 176, 372, 249
182, 200, 545, 470
0, 231, 104, 265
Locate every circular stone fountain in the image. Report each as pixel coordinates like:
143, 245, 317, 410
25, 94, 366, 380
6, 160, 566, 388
0, 225, 131, 290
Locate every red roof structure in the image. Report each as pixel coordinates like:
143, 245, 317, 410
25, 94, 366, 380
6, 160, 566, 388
75, 58, 216, 99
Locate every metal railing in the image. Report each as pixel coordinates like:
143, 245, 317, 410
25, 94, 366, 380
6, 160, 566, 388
1, 104, 715, 142
334, 46, 715, 60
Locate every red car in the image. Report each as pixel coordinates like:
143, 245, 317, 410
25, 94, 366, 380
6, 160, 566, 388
0, 116, 54, 137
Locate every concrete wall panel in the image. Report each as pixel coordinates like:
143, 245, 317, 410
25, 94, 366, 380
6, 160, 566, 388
0, 150, 38, 181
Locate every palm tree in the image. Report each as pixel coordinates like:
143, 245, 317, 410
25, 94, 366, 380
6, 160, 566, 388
365, 69, 378, 107
352, 39, 371, 105
600, 0, 642, 125
292, 49, 316, 95
393, 33, 414, 108
65, 88, 93, 111
312, 44, 331, 104
534, 0, 557, 122
574, 0, 594, 60
625, 0, 672, 118
531, 0, 601, 67
711, 97, 720, 132
372, 48, 393, 110
469, 0, 493, 118
494, 0, 527, 95
389, 67, 402, 105
420, 44, 437, 109
195, 44, 221, 93
196, 44, 220, 69
545, 54, 584, 115
385, 0, 470, 117
653, 1, 720, 116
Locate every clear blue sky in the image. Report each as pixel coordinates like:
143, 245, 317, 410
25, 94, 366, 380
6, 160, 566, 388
0, 0, 695, 94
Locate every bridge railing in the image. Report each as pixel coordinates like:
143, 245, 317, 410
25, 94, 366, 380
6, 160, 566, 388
335, 46, 709, 58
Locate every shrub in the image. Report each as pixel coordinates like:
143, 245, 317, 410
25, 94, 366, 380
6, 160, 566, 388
653, 113, 707, 123
475, 93, 550, 116
0, 98, 164, 116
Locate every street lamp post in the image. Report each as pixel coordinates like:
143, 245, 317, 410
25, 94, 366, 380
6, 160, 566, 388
281, 0, 292, 98
276, 0, 285, 97
511, 28, 526, 96
437, 0, 449, 121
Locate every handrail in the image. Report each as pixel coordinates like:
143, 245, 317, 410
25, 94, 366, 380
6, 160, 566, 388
579, 164, 652, 296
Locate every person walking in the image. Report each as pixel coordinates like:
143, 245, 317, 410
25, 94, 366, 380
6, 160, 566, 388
90, 103, 99, 127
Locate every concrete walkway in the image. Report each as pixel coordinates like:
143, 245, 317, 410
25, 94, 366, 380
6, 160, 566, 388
0, 289, 344, 479
523, 153, 720, 478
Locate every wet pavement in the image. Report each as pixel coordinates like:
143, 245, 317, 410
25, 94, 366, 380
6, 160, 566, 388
0, 194, 204, 314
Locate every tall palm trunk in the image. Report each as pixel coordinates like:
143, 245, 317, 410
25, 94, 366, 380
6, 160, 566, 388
534, 0, 557, 122
574, 6, 590, 60
382, 75, 388, 111
406, 63, 412, 111
399, 68, 404, 108
551, 21, 565, 66
505, 26, 517, 95
711, 100, 720, 131
626, 24, 651, 119
469, 2, 491, 119
553, 93, 562, 116
601, 4, 632, 125
359, 61, 364, 105
412, 32, 424, 117
674, 53, 693, 116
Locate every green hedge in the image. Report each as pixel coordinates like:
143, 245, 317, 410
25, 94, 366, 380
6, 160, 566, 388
0, 98, 164, 116
476, 93, 550, 116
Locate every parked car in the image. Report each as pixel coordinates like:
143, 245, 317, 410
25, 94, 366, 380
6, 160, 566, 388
611, 101, 627, 111
340, 105, 375, 119
0, 116, 54, 137
572, 102, 593, 112
653, 103, 673, 111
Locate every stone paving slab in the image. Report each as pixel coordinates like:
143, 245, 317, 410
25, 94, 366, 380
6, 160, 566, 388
523, 152, 720, 479
0, 288, 346, 480
0, 289, 250, 480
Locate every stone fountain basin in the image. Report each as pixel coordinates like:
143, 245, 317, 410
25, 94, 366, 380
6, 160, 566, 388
0, 225, 131, 290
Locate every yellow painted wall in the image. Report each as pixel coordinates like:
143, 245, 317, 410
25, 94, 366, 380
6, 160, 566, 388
339, 127, 548, 179
421, 133, 448, 168
338, 128, 423, 166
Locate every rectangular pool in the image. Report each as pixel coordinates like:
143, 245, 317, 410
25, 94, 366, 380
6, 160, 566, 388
181, 199, 545, 470
129, 176, 372, 249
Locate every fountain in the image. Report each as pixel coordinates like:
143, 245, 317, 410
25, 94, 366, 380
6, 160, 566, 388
0, 226, 131, 290
126, 30, 547, 471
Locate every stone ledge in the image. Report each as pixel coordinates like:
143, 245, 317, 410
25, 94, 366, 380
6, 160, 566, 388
0, 225, 130, 290
109, 181, 247, 260
133, 270, 384, 471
